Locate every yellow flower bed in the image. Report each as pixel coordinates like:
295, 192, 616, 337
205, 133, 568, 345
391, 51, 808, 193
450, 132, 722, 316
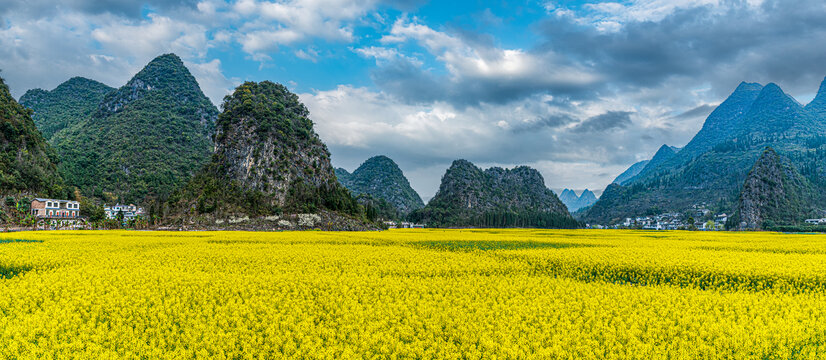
1, 229, 826, 359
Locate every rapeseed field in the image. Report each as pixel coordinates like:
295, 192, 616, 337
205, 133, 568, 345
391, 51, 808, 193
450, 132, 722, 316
1, 229, 825, 359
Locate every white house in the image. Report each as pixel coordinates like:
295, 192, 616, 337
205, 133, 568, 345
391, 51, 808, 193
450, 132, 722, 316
104, 204, 145, 221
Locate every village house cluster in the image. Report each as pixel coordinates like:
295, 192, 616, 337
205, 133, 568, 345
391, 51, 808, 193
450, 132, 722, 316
383, 221, 425, 229
28, 199, 147, 225
104, 204, 146, 221
590, 205, 730, 230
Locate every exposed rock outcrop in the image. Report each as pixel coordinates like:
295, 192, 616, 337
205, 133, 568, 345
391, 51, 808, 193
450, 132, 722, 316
734, 147, 813, 230
169, 81, 370, 229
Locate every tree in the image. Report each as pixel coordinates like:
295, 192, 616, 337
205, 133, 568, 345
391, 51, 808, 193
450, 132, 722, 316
705, 220, 716, 230
80, 198, 106, 222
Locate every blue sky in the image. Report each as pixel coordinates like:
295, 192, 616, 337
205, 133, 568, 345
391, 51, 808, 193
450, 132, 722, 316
3, 0, 826, 200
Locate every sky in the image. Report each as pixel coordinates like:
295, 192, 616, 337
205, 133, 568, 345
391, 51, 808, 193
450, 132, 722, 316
3, 0, 826, 201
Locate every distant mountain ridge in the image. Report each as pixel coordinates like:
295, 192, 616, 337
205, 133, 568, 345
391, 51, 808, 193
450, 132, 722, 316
613, 160, 648, 185
559, 189, 597, 212
336, 155, 424, 217
624, 145, 681, 185
585, 78, 826, 225
410, 160, 579, 228
19, 77, 114, 140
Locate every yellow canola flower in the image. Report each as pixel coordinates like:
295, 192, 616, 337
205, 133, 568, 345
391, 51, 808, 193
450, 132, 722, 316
0, 229, 825, 359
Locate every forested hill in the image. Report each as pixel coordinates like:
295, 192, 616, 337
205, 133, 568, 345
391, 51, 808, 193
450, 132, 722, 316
585, 79, 826, 225
732, 147, 814, 230
19, 77, 114, 140
170, 81, 367, 226
410, 160, 579, 228
50, 54, 218, 204
336, 155, 424, 216
0, 74, 65, 196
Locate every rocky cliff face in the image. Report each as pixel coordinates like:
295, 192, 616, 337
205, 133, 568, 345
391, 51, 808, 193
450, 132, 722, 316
212, 81, 336, 206
336, 155, 424, 215
0, 75, 65, 196
735, 147, 812, 230
410, 160, 577, 228
172, 81, 363, 223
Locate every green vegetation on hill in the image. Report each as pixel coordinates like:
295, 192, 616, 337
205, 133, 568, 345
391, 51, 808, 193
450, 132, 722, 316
170, 81, 366, 221
0, 74, 65, 196
410, 160, 579, 228
50, 54, 217, 204
336, 155, 424, 218
352, 193, 400, 221
19, 77, 114, 140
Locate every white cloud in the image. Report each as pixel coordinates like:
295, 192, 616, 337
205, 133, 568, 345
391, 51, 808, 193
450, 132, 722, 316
0, 12, 131, 95
570, 0, 765, 32
184, 59, 240, 106
352, 46, 422, 66
378, 17, 601, 100
299, 83, 687, 199
231, 0, 382, 60
91, 14, 209, 59
239, 29, 304, 58
0, 7, 236, 105
294, 47, 320, 62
